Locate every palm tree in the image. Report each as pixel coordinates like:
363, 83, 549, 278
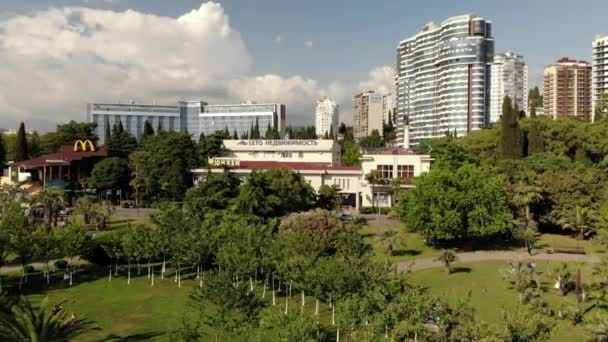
91, 201, 114, 231
0, 296, 95, 341
586, 313, 608, 341
389, 178, 403, 207
74, 196, 94, 225
435, 250, 457, 274
365, 170, 381, 211
551, 263, 572, 296
35, 187, 65, 227
558, 205, 597, 240
511, 178, 543, 255
377, 230, 402, 259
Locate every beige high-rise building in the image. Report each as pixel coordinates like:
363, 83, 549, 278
543, 58, 592, 120
353, 91, 384, 142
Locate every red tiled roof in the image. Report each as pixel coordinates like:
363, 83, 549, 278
210, 160, 361, 172
18, 145, 108, 169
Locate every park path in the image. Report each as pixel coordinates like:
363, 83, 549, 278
396, 251, 601, 272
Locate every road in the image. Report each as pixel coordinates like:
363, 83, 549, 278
396, 250, 600, 272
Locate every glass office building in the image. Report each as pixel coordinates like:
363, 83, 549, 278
396, 14, 494, 146
87, 101, 286, 144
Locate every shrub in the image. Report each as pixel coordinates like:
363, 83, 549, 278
54, 260, 68, 269
359, 206, 391, 215
120, 200, 134, 208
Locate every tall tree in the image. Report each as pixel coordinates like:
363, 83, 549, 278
142, 120, 155, 140
40, 121, 98, 153
265, 122, 272, 139
104, 117, 111, 145
527, 119, 544, 155
108, 129, 138, 158
233, 129, 238, 140
499, 96, 524, 159
0, 133, 5, 166
254, 118, 260, 139
14, 122, 28, 162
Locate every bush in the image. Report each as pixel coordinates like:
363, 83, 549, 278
120, 200, 134, 208
359, 206, 391, 215
23, 265, 36, 273
54, 260, 68, 269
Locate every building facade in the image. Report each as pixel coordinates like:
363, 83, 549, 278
489, 52, 528, 123
396, 14, 494, 146
88, 101, 286, 145
192, 140, 432, 211
543, 58, 592, 120
315, 97, 339, 138
593, 35, 608, 120
353, 91, 384, 142
383, 93, 395, 124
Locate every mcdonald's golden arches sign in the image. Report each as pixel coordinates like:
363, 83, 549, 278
73, 140, 95, 152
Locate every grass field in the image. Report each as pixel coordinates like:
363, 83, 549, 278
409, 260, 599, 342
361, 223, 439, 262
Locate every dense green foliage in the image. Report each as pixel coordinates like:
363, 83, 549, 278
498, 96, 524, 159
401, 163, 513, 244
88, 157, 131, 195
39, 121, 98, 153
130, 132, 198, 203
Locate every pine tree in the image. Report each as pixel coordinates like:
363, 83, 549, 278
142, 121, 155, 140
530, 105, 537, 118
241, 131, 247, 139
0, 133, 5, 165
198, 132, 206, 143
499, 96, 524, 159
329, 125, 335, 140
527, 119, 544, 155
323, 131, 329, 139
253, 118, 260, 138
104, 117, 111, 145
15, 122, 28, 162
117, 120, 124, 133
249, 123, 255, 139
265, 122, 272, 139
224, 126, 230, 138
157, 121, 163, 133
233, 129, 238, 140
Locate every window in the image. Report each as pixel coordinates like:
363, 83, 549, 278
398, 165, 415, 179
376, 165, 393, 179
280, 152, 292, 158
298, 152, 304, 158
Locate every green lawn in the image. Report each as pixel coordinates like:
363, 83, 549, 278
409, 260, 600, 342
361, 223, 439, 262
23, 268, 334, 341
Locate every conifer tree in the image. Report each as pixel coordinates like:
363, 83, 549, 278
15, 122, 28, 162
329, 125, 335, 139
498, 96, 524, 159
0, 133, 5, 165
233, 129, 238, 140
157, 121, 163, 133
265, 122, 272, 139
142, 121, 155, 140
198, 132, 206, 143
117, 120, 124, 133
224, 126, 230, 138
104, 117, 111, 145
253, 118, 260, 138
527, 119, 544, 155
249, 123, 255, 139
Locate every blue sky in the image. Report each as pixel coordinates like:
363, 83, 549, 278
0, 0, 606, 129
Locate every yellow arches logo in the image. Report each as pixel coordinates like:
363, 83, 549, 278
73, 140, 95, 152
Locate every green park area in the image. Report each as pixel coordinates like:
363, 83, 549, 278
1, 104, 608, 341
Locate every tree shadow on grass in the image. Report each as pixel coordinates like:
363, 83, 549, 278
392, 249, 421, 257
96, 331, 164, 342
451, 267, 472, 274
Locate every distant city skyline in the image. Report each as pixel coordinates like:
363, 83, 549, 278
0, 0, 606, 131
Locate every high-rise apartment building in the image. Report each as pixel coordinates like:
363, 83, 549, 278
88, 101, 286, 145
489, 52, 528, 123
353, 91, 384, 142
593, 35, 608, 119
383, 93, 395, 124
396, 14, 494, 146
543, 58, 592, 120
315, 97, 339, 138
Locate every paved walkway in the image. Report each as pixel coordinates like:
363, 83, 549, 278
396, 251, 601, 272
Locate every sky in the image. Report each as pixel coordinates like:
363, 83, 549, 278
0, 0, 606, 131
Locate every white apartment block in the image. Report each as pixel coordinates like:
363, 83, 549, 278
353, 91, 384, 142
315, 97, 339, 138
396, 14, 494, 146
490, 52, 528, 123
593, 35, 608, 120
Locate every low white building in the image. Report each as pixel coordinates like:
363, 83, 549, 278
192, 139, 432, 211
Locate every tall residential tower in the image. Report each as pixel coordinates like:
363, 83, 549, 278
543, 58, 592, 120
489, 52, 528, 123
396, 14, 494, 146
315, 97, 339, 138
593, 35, 608, 120
353, 91, 384, 143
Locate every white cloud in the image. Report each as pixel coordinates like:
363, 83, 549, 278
358, 66, 395, 95
0, 2, 395, 130
304, 40, 314, 48
275, 34, 283, 44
